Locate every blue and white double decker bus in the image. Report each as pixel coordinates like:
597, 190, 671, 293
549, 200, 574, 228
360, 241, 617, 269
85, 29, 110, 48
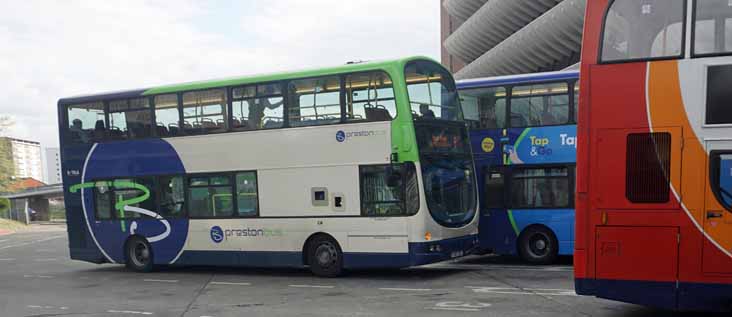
458, 70, 578, 264
58, 57, 479, 277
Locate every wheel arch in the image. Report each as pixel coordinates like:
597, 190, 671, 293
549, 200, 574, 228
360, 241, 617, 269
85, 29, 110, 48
301, 232, 342, 266
516, 223, 559, 255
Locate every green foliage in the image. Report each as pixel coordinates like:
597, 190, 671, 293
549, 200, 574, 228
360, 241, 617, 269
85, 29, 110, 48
0, 197, 9, 218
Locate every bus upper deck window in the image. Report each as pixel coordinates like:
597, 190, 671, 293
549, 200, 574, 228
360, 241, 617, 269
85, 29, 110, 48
67, 102, 105, 144
345, 71, 396, 122
601, 0, 685, 62
693, 0, 732, 56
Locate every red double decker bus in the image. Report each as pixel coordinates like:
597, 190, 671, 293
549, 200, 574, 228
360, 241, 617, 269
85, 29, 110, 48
576, 0, 732, 311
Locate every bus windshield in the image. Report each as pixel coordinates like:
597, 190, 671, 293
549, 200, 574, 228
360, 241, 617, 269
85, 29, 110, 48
415, 122, 476, 227
405, 60, 463, 121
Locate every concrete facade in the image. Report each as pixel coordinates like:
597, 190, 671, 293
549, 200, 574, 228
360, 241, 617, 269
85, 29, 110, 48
440, 0, 586, 79
2, 137, 43, 182
44, 147, 61, 185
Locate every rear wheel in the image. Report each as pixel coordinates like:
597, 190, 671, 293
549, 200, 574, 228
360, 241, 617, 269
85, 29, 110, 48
518, 226, 558, 265
125, 236, 154, 272
307, 235, 343, 277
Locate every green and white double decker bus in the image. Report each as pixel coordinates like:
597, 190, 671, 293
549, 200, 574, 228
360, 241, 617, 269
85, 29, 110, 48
59, 57, 478, 276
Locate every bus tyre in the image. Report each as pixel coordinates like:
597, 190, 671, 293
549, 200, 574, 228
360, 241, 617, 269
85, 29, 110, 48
307, 235, 343, 277
518, 226, 558, 265
125, 236, 155, 273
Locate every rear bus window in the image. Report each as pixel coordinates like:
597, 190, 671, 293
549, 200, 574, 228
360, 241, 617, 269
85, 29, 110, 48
67, 102, 105, 144
693, 0, 732, 56
601, 0, 686, 62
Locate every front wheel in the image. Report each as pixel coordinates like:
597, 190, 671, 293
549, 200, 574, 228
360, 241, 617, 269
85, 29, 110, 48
518, 226, 558, 265
125, 236, 155, 272
307, 235, 343, 277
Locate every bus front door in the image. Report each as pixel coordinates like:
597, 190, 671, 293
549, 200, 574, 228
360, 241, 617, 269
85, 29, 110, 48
702, 140, 732, 274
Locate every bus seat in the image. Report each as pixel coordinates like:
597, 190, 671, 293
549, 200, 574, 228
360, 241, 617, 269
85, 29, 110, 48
156, 124, 168, 137
510, 114, 528, 127
167, 124, 179, 136
365, 105, 392, 121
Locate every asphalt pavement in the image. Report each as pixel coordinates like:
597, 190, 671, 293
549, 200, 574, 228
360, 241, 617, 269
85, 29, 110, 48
0, 225, 699, 316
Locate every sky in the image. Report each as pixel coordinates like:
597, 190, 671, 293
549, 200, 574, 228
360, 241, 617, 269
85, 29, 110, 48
0, 0, 440, 149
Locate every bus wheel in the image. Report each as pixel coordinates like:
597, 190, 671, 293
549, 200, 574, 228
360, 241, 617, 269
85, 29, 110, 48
125, 236, 154, 272
307, 235, 343, 277
518, 226, 558, 265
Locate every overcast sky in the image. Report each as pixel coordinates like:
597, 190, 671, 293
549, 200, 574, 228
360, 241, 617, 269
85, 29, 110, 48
0, 1, 440, 149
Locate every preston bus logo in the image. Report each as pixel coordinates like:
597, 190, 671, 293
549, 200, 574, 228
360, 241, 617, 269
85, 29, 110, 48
336, 130, 346, 142
210, 226, 224, 243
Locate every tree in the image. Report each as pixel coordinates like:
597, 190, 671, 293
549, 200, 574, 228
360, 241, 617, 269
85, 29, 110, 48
0, 115, 15, 193
0, 197, 9, 218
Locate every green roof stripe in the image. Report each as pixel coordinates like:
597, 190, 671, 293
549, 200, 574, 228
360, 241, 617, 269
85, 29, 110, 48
142, 56, 436, 96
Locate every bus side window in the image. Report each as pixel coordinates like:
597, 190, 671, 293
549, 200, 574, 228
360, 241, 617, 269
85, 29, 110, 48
181, 89, 227, 135
360, 163, 417, 217
94, 181, 113, 220
288, 76, 342, 127
345, 71, 396, 122
154, 94, 180, 137
187, 175, 234, 218
158, 176, 185, 218
511, 82, 569, 128
108, 98, 153, 140
511, 167, 571, 209
705, 65, 732, 125
236, 172, 258, 217
67, 102, 105, 144
232, 83, 284, 131
483, 168, 505, 209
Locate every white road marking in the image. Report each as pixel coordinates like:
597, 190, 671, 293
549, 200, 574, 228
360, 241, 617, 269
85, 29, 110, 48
27, 305, 68, 310
0, 258, 15, 261
143, 279, 178, 283
466, 286, 577, 296
288, 284, 334, 289
0, 235, 64, 250
430, 263, 571, 272
429, 301, 492, 312
107, 310, 153, 315
428, 307, 480, 312
23, 275, 54, 278
378, 287, 432, 292
210, 281, 251, 286
34, 258, 57, 262
0, 239, 8, 243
